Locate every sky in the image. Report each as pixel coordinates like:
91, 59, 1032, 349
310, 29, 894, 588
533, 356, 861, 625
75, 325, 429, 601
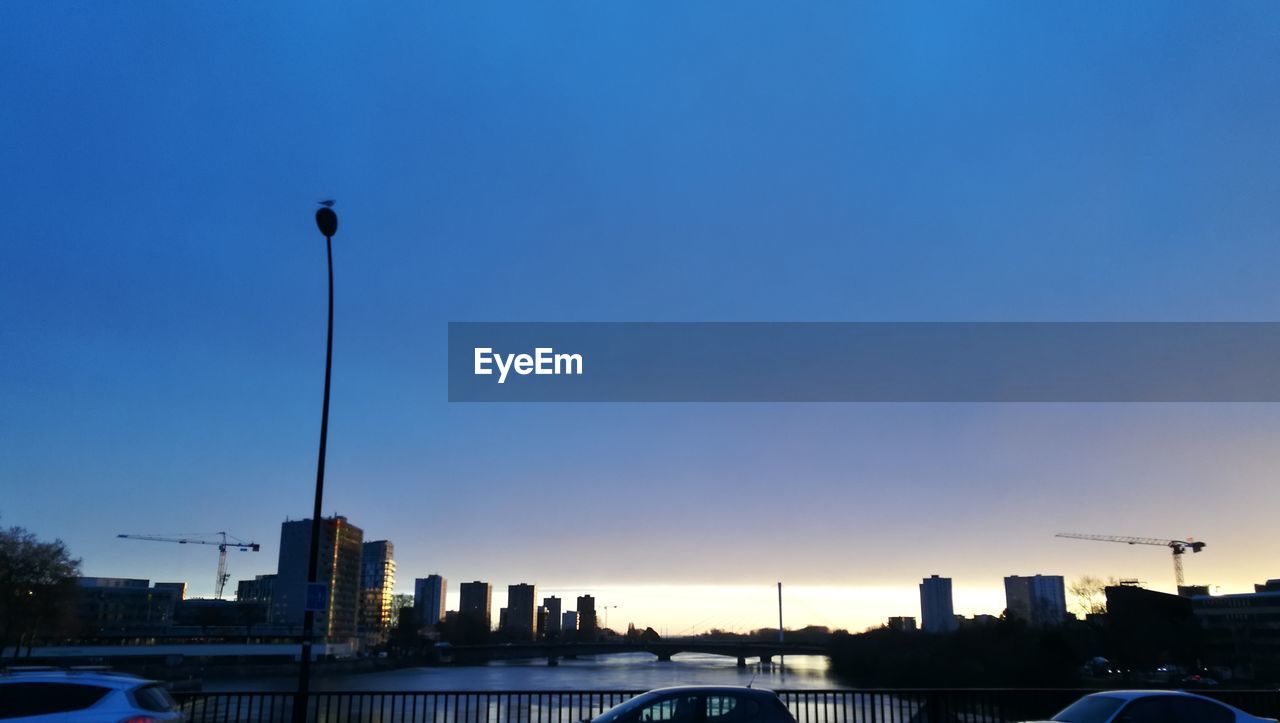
3, 2, 1280, 633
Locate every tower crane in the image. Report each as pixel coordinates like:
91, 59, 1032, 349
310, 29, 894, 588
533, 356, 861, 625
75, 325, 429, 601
1055, 532, 1205, 588
117, 532, 260, 599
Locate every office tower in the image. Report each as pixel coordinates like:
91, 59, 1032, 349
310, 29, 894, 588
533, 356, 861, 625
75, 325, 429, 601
887, 616, 917, 632
504, 583, 537, 639
577, 594, 597, 638
274, 516, 364, 640
1003, 574, 1067, 627
414, 575, 447, 626
562, 610, 578, 633
359, 540, 396, 643
919, 575, 957, 633
536, 606, 548, 638
459, 581, 493, 628
542, 596, 562, 637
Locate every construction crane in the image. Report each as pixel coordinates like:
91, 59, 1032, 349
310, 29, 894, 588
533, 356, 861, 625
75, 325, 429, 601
118, 532, 260, 600
1056, 532, 1205, 588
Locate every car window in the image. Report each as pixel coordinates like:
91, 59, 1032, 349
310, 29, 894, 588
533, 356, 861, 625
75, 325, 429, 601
1114, 697, 1173, 723
1168, 697, 1234, 723
705, 695, 760, 723
593, 692, 673, 723
1053, 695, 1126, 723
132, 684, 178, 712
0, 682, 112, 719
637, 695, 699, 723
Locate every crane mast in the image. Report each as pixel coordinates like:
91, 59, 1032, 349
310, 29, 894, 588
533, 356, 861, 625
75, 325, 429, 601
117, 531, 260, 599
1055, 532, 1205, 588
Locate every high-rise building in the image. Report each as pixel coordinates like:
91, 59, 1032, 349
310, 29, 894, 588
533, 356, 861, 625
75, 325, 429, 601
536, 606, 548, 638
562, 610, 579, 633
414, 575, 447, 627
274, 516, 364, 640
919, 575, 957, 633
359, 541, 396, 644
577, 595, 597, 638
1003, 574, 1067, 627
504, 583, 537, 639
459, 581, 492, 628
542, 596, 562, 637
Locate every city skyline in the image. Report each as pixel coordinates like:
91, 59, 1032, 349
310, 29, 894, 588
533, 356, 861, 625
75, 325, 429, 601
68, 513, 1255, 635
5, 2, 1280, 639
43, 491, 1267, 633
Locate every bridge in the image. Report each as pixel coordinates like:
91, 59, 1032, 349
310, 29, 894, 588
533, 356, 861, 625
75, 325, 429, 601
445, 639, 829, 667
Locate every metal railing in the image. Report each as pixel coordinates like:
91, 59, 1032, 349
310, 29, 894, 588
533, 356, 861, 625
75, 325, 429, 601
177, 691, 642, 723
174, 688, 1280, 723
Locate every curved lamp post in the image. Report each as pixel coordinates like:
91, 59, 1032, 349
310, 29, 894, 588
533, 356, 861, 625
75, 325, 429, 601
295, 202, 338, 723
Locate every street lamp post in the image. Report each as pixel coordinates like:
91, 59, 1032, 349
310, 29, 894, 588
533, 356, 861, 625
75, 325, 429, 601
295, 202, 338, 723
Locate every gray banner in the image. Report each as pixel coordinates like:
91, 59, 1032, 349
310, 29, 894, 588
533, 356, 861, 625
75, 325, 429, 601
447, 322, 1280, 402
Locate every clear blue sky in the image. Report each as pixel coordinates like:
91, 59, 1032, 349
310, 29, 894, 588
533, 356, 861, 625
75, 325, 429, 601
3, 2, 1280, 631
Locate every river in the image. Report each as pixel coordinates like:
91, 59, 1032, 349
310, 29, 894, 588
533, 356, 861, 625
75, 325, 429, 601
203, 653, 847, 692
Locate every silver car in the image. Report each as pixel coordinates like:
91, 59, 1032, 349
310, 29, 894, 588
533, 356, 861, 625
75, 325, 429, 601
0, 669, 185, 723
1032, 689, 1277, 723
592, 686, 797, 723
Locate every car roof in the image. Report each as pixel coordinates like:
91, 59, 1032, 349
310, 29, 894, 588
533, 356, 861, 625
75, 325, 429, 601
1082, 690, 1226, 704
639, 686, 777, 696
0, 669, 149, 690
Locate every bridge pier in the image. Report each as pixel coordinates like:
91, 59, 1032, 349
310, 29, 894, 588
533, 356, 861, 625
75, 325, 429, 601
737, 656, 747, 668
547, 656, 559, 667
655, 652, 673, 662
759, 654, 773, 665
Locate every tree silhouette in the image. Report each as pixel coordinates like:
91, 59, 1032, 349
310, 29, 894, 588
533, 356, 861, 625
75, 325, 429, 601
0, 522, 81, 658
1068, 576, 1113, 617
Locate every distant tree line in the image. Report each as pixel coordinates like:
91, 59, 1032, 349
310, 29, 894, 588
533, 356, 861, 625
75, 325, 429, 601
828, 617, 1088, 687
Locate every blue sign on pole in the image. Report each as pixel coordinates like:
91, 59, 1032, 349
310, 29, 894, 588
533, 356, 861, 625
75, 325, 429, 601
306, 583, 328, 612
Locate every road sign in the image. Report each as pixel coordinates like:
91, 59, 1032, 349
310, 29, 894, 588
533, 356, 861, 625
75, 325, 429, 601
306, 583, 328, 612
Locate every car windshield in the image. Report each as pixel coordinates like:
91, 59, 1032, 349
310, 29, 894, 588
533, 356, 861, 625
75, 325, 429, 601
591, 692, 665, 723
1052, 695, 1126, 723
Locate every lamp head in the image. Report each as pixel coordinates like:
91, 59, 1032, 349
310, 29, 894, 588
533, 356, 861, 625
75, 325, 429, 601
316, 201, 338, 238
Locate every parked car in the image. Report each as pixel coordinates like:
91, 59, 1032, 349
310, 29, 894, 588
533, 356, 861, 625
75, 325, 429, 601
1029, 690, 1276, 723
0, 668, 185, 723
591, 686, 796, 723
1181, 673, 1222, 688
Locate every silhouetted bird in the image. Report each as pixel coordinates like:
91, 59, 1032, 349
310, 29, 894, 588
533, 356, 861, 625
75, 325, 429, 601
319, 199, 335, 207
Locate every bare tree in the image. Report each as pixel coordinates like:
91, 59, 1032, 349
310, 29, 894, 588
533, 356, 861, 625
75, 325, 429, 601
0, 523, 81, 657
1068, 575, 1114, 617
389, 593, 415, 628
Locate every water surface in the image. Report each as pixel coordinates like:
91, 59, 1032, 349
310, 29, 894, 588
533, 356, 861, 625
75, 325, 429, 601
205, 653, 845, 692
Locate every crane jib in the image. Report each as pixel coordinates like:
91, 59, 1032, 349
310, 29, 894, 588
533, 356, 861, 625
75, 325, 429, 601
116, 531, 261, 599
1055, 532, 1206, 589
